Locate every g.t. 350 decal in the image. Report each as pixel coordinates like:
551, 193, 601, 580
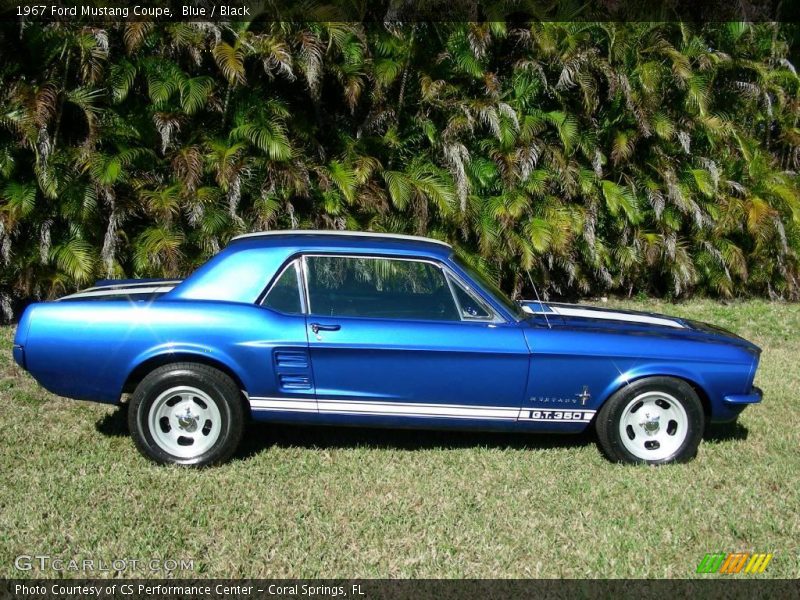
521, 409, 596, 422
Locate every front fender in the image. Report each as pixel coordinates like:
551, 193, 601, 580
599, 361, 753, 423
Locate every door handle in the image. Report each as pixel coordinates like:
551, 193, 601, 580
310, 323, 341, 334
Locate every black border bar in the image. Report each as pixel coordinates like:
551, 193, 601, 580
2, 0, 799, 22
3, 579, 800, 600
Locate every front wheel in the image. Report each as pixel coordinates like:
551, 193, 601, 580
595, 377, 704, 465
128, 363, 245, 467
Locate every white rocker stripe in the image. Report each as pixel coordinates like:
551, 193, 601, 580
318, 399, 520, 419
250, 396, 519, 419
249, 398, 318, 412
249, 397, 596, 422
60, 286, 176, 300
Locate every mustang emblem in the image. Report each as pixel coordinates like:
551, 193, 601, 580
576, 386, 591, 406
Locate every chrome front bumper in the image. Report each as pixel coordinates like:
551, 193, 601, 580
723, 386, 763, 405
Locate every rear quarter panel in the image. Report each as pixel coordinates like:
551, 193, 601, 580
22, 301, 305, 403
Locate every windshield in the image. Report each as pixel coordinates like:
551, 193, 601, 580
452, 254, 526, 321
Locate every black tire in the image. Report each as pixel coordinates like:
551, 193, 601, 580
128, 363, 244, 467
595, 376, 704, 465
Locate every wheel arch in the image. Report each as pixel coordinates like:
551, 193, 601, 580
598, 369, 712, 419
122, 352, 249, 404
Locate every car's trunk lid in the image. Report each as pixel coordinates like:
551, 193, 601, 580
58, 278, 183, 302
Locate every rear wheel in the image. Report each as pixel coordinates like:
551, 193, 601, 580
595, 377, 704, 465
128, 363, 244, 466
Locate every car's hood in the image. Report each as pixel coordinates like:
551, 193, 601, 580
520, 301, 760, 353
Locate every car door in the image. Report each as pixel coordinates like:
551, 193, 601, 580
302, 253, 530, 424
251, 259, 317, 415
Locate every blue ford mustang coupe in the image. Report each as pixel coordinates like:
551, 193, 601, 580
12, 230, 762, 466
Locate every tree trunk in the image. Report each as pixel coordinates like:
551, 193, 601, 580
52, 45, 71, 150
389, 25, 417, 169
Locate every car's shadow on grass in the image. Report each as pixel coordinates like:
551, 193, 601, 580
94, 407, 749, 459
704, 420, 749, 443
95, 406, 595, 454
94, 406, 595, 454
95, 406, 129, 436
236, 421, 595, 458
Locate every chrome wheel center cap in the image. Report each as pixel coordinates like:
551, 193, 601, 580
176, 408, 200, 432
639, 413, 660, 435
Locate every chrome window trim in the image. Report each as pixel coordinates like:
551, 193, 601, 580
441, 265, 504, 323
449, 254, 525, 322
295, 260, 308, 314
300, 253, 503, 324
445, 272, 495, 322
300, 255, 312, 315
259, 259, 306, 315
444, 274, 461, 315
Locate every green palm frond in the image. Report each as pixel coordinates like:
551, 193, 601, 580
230, 119, 291, 161
327, 161, 358, 204
1, 181, 37, 220
384, 170, 412, 209
139, 184, 183, 222
52, 237, 96, 284
133, 226, 185, 276
545, 111, 579, 153
179, 77, 215, 115
108, 60, 138, 104
143, 59, 184, 107
213, 42, 246, 85
123, 22, 153, 53
602, 180, 641, 224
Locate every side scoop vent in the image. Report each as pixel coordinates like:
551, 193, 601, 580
278, 375, 312, 390
274, 350, 309, 369
273, 349, 313, 392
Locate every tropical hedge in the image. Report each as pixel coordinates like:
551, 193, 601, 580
1, 20, 799, 319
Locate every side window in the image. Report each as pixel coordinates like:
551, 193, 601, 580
305, 255, 460, 321
448, 275, 493, 320
261, 261, 303, 314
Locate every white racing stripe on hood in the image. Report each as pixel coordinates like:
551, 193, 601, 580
59, 285, 176, 300
550, 306, 685, 329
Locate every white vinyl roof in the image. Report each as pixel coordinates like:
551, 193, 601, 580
231, 230, 452, 248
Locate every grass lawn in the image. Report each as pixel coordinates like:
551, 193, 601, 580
0, 299, 798, 579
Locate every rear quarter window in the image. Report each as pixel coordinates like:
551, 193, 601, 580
261, 261, 304, 314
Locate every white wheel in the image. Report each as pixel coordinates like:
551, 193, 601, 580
595, 376, 704, 464
129, 363, 244, 466
618, 391, 689, 461
148, 386, 223, 458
